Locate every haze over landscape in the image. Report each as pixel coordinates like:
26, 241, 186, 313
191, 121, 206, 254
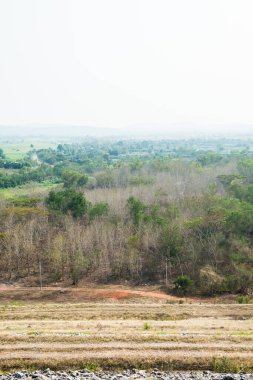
1, 123, 253, 138
1, 0, 253, 134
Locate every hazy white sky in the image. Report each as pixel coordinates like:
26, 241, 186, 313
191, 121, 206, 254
0, 0, 253, 129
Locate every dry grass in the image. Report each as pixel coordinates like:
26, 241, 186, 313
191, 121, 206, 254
0, 292, 253, 371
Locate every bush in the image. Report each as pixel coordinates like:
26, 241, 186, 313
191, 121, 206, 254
238, 295, 251, 304
211, 357, 240, 373
71, 251, 90, 285
143, 322, 152, 330
127, 196, 147, 227
129, 176, 155, 186
199, 266, 225, 295
45, 189, 88, 218
9, 197, 40, 207
174, 275, 193, 295
89, 202, 109, 220
95, 170, 114, 188
62, 169, 88, 188
82, 361, 100, 372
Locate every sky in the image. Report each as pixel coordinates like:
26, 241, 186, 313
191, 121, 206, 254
0, 0, 253, 131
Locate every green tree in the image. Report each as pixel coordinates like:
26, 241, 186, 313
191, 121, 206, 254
196, 152, 223, 166
159, 224, 183, 259
174, 275, 193, 295
45, 189, 88, 218
238, 159, 253, 183
62, 170, 88, 188
89, 202, 109, 220
127, 196, 147, 228
0, 148, 5, 159
71, 251, 90, 285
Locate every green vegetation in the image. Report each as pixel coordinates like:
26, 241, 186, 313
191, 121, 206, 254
0, 141, 55, 160
46, 189, 89, 218
238, 295, 252, 304
174, 275, 193, 295
82, 362, 100, 372
143, 322, 152, 330
0, 137, 253, 295
211, 357, 240, 373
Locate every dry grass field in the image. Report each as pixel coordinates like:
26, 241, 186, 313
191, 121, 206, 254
0, 286, 252, 372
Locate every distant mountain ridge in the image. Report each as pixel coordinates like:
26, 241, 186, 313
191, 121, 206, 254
0, 123, 253, 138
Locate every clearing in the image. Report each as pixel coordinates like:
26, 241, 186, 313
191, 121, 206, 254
0, 285, 252, 372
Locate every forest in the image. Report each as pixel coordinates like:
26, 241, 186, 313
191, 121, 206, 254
0, 137, 253, 295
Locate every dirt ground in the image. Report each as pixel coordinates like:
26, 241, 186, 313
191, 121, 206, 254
0, 283, 238, 303
0, 285, 252, 371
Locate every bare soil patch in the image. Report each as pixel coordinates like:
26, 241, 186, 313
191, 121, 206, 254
0, 284, 232, 303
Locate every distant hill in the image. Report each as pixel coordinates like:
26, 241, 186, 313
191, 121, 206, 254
0, 123, 253, 138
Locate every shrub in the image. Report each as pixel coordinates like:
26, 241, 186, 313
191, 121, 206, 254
95, 170, 114, 188
45, 189, 88, 218
62, 169, 88, 189
143, 322, 152, 330
129, 176, 155, 186
127, 196, 147, 227
89, 202, 109, 220
211, 357, 240, 373
3, 207, 47, 218
174, 275, 193, 295
199, 266, 225, 295
82, 361, 100, 372
238, 295, 251, 304
71, 251, 90, 285
9, 197, 40, 207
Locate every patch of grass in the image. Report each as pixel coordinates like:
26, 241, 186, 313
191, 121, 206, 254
26, 331, 41, 336
156, 331, 178, 336
82, 361, 100, 372
238, 295, 252, 304
231, 331, 251, 336
7, 300, 24, 307
0, 182, 60, 200
0, 142, 55, 160
143, 322, 152, 331
211, 357, 240, 373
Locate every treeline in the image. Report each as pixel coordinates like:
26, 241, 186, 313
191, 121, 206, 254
0, 138, 247, 189
0, 165, 59, 188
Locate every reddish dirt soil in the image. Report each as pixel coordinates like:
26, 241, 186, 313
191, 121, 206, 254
0, 283, 231, 303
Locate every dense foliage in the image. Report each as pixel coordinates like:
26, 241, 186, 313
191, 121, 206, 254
0, 137, 253, 295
